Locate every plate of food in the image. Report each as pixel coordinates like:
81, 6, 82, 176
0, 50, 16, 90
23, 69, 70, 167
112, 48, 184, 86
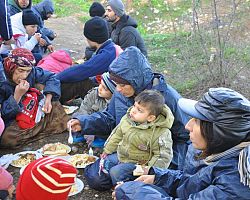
11, 151, 42, 168
63, 105, 79, 115
20, 164, 27, 175
69, 154, 97, 168
68, 178, 84, 197
41, 142, 71, 156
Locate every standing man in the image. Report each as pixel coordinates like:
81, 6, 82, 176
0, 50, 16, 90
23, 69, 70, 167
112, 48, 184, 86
0, 0, 14, 82
105, 0, 147, 57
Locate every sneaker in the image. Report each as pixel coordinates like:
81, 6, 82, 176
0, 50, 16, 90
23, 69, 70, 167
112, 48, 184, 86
72, 132, 85, 143
91, 137, 106, 148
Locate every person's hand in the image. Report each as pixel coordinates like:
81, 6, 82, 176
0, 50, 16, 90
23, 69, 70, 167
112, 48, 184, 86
38, 38, 47, 46
67, 119, 81, 132
14, 80, 29, 103
47, 45, 55, 53
34, 33, 42, 42
42, 94, 52, 113
3, 37, 15, 45
100, 152, 108, 159
112, 182, 124, 199
134, 175, 155, 184
84, 135, 95, 147
7, 184, 15, 199
143, 166, 150, 175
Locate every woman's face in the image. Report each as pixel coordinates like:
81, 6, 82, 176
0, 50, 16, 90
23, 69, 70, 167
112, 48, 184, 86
116, 83, 135, 97
185, 118, 207, 150
12, 67, 32, 84
25, 25, 38, 36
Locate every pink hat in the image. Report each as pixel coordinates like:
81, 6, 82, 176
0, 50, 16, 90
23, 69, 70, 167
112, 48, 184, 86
0, 166, 13, 190
16, 157, 77, 200
0, 116, 4, 136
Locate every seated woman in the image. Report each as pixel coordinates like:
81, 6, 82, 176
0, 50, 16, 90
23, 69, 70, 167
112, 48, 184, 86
0, 48, 69, 148
113, 87, 250, 199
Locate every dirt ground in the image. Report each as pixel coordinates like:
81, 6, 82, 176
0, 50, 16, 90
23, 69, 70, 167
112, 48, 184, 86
46, 16, 88, 60
0, 16, 112, 200
2, 13, 250, 199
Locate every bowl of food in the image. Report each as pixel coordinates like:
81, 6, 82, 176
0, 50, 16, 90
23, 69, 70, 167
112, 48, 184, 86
69, 154, 97, 168
11, 151, 42, 168
41, 142, 71, 156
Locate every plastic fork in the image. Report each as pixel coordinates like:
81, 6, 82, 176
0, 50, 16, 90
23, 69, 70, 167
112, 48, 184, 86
68, 123, 73, 144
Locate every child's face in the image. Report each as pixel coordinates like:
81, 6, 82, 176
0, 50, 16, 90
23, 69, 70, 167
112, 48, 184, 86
129, 102, 156, 123
98, 80, 113, 99
12, 67, 32, 84
25, 25, 38, 36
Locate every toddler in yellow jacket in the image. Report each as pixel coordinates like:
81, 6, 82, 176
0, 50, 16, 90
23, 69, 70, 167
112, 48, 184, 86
84, 90, 174, 190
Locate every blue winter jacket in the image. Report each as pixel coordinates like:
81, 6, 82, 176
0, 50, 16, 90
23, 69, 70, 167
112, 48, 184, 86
31, 0, 55, 41
75, 47, 190, 168
0, 0, 13, 41
56, 40, 117, 83
0, 67, 60, 127
115, 144, 250, 199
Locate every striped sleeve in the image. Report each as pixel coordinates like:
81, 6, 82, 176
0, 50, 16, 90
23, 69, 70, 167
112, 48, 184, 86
0, 0, 13, 41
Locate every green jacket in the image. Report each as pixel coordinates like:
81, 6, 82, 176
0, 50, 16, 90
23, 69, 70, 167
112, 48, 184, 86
104, 105, 174, 168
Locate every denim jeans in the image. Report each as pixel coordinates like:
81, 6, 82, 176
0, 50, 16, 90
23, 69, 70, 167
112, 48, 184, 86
105, 153, 137, 185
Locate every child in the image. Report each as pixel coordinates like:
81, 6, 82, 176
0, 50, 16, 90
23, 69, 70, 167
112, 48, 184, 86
0, 166, 15, 199
0, 48, 69, 148
84, 90, 174, 191
16, 157, 77, 200
0, 9, 51, 62
73, 72, 116, 116
72, 72, 116, 147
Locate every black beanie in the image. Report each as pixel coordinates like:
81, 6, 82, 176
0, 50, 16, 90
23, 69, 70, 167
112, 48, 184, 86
83, 16, 108, 44
22, 9, 40, 26
89, 2, 105, 17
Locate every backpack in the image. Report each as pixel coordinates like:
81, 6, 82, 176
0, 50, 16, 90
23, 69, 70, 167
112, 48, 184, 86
95, 45, 123, 84
16, 88, 43, 129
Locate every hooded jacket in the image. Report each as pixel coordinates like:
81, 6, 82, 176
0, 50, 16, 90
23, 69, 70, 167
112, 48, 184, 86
104, 105, 174, 168
73, 87, 108, 116
115, 143, 250, 199
75, 47, 190, 168
8, 0, 32, 16
0, 67, 60, 127
0, 12, 38, 54
31, 0, 55, 40
111, 14, 147, 57
37, 50, 72, 74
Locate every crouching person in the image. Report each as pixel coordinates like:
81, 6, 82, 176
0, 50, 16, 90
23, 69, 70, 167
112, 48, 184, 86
0, 48, 69, 148
84, 90, 174, 191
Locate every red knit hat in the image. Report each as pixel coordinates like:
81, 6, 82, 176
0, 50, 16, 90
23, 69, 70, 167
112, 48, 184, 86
16, 157, 77, 200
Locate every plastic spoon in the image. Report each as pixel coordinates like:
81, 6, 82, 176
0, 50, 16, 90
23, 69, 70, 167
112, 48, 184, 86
68, 124, 73, 144
88, 147, 94, 156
